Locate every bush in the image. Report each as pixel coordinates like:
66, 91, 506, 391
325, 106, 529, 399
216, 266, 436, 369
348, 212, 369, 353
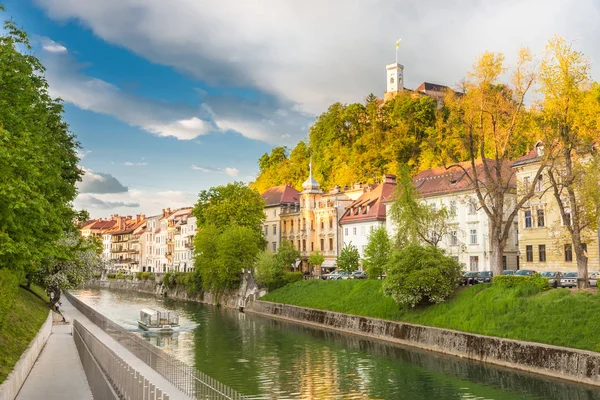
0, 270, 19, 329
255, 251, 282, 291
283, 271, 303, 285
135, 272, 143, 280
383, 244, 462, 307
147, 273, 156, 281
162, 271, 177, 288
124, 274, 133, 280
493, 274, 550, 291
140, 271, 151, 280
116, 272, 126, 280
93, 272, 102, 279
107, 273, 117, 280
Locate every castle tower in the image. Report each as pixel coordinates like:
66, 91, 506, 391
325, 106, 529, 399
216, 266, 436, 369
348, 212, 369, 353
384, 62, 404, 102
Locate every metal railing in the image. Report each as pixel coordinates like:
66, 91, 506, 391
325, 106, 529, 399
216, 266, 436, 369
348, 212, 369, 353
73, 319, 170, 400
65, 291, 246, 400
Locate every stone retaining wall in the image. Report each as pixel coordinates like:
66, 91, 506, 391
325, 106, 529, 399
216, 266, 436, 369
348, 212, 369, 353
0, 311, 53, 400
246, 300, 600, 387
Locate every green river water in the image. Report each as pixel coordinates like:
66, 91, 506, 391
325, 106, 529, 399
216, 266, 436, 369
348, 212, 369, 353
72, 288, 600, 400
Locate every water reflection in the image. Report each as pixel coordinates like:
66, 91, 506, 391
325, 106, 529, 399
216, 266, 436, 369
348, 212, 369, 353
73, 289, 600, 400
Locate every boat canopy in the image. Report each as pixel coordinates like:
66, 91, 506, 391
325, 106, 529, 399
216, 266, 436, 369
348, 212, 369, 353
139, 308, 179, 326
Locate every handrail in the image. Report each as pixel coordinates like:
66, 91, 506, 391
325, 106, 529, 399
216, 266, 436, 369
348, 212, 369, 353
73, 319, 169, 400
65, 291, 246, 400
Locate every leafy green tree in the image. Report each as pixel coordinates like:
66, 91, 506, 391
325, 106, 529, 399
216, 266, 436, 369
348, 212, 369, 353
255, 251, 282, 291
337, 243, 360, 274
390, 168, 453, 247
0, 8, 81, 280
308, 251, 325, 271
275, 239, 300, 270
362, 227, 391, 278
383, 244, 462, 308
193, 225, 220, 291
214, 226, 262, 294
193, 182, 266, 234
36, 232, 105, 310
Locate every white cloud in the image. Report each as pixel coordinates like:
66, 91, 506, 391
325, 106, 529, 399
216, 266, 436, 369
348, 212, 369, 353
75, 194, 139, 209
78, 167, 128, 194
41, 38, 67, 53
191, 165, 239, 177
76, 149, 91, 159
34, 0, 600, 117
124, 161, 147, 166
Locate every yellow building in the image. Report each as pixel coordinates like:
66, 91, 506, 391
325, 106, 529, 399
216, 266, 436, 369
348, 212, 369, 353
512, 143, 599, 272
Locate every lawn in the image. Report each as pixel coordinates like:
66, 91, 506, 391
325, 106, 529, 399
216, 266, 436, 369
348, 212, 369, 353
0, 286, 50, 383
261, 280, 600, 352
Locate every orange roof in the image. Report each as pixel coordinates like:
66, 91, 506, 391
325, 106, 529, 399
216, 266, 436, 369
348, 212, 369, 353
261, 185, 300, 206
340, 176, 397, 224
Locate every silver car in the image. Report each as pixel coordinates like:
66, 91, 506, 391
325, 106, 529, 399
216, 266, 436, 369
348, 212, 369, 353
539, 271, 562, 288
588, 272, 600, 287
559, 272, 578, 288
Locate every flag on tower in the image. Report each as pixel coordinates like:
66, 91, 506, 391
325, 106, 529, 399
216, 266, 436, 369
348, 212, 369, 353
396, 39, 401, 48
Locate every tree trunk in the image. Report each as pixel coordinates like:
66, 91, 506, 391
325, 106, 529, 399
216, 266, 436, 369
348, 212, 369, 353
489, 235, 504, 277
48, 287, 61, 310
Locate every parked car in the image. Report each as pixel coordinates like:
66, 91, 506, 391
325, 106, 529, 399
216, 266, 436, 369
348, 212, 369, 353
331, 271, 350, 280
539, 271, 562, 288
350, 270, 367, 279
502, 270, 516, 275
514, 269, 536, 277
476, 271, 493, 283
460, 271, 479, 286
588, 272, 600, 287
559, 272, 578, 288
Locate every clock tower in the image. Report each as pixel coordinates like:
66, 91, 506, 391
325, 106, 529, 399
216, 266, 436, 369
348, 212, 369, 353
384, 62, 404, 102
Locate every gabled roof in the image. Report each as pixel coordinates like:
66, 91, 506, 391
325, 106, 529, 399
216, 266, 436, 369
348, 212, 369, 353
414, 159, 515, 198
261, 185, 300, 206
340, 176, 396, 224
416, 82, 450, 93
512, 142, 544, 167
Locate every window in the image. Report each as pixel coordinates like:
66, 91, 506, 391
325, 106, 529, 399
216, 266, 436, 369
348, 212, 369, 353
563, 212, 571, 226
361, 226, 365, 236
320, 239, 324, 251
344, 227, 348, 236
526, 245, 533, 262
582, 243, 588, 254
503, 256, 507, 270
329, 238, 334, 251
311, 242, 314, 251
539, 245, 546, 262
468, 200, 477, 215
565, 244, 573, 262
469, 229, 478, 245
273, 225, 277, 235
450, 230, 458, 245
272, 242, 277, 252
469, 256, 479, 272
302, 218, 306, 230
537, 209, 545, 228
353, 227, 357, 235
302, 240, 306, 251
297, 240, 301, 250
264, 225, 268, 236
449, 201, 457, 215
329, 216, 333, 229
535, 175, 544, 192
290, 220, 294, 232
273, 209, 277, 217
283, 221, 287, 232
523, 176, 530, 189
321, 219, 324, 230
524, 210, 532, 228
390, 76, 394, 84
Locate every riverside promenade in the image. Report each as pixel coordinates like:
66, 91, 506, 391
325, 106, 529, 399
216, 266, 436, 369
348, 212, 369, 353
16, 296, 189, 400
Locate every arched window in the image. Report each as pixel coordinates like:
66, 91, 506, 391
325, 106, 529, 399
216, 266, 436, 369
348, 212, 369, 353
390, 76, 395, 84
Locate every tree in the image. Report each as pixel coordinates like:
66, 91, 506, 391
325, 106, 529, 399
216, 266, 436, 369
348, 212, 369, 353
308, 251, 325, 272
37, 232, 105, 311
390, 168, 454, 247
540, 37, 600, 288
254, 251, 281, 291
215, 226, 262, 292
337, 243, 360, 274
274, 239, 300, 270
437, 49, 544, 276
0, 8, 81, 279
383, 244, 462, 308
362, 227, 391, 278
193, 225, 220, 291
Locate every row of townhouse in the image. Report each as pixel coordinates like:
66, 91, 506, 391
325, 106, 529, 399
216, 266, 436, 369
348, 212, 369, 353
261, 143, 598, 274
80, 207, 197, 274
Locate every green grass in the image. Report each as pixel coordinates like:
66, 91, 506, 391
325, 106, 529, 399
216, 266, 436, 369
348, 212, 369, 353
0, 286, 50, 383
261, 280, 600, 352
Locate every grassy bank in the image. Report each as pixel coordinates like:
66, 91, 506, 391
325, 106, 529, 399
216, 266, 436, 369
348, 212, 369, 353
261, 280, 600, 352
0, 286, 50, 383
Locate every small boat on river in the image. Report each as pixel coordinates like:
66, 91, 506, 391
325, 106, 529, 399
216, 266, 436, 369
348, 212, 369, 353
138, 308, 180, 332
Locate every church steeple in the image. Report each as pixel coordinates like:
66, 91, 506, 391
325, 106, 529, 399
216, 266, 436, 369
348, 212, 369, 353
302, 158, 321, 194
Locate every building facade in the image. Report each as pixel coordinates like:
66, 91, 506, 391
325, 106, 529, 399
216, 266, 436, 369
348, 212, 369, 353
261, 185, 301, 253
512, 144, 599, 272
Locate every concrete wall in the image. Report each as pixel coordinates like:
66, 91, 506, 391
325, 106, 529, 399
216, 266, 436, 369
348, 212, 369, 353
246, 300, 600, 387
0, 311, 53, 400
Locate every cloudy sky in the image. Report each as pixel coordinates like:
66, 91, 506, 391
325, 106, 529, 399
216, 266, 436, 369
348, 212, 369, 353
4, 0, 600, 217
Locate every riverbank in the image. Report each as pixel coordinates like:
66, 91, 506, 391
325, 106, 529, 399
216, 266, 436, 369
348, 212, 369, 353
261, 280, 600, 352
0, 286, 50, 383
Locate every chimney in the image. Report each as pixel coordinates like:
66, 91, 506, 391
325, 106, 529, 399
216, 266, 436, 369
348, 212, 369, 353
119, 217, 126, 230
167, 208, 171, 214
384, 174, 397, 184
140, 214, 145, 220
136, 214, 141, 223
354, 183, 362, 189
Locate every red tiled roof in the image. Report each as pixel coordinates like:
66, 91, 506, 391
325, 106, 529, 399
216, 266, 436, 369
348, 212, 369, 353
261, 185, 300, 206
340, 177, 397, 224
414, 159, 515, 198
512, 148, 540, 167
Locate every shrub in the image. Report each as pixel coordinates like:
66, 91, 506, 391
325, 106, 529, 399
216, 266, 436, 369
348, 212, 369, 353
0, 270, 19, 329
255, 251, 282, 291
141, 271, 151, 280
124, 275, 133, 280
116, 272, 126, 280
93, 272, 102, 279
135, 272, 143, 280
147, 273, 156, 281
283, 271, 303, 285
493, 274, 550, 291
162, 271, 176, 288
107, 273, 117, 280
383, 244, 462, 307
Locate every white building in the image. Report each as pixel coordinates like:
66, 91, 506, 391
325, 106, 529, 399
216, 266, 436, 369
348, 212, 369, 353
173, 212, 196, 272
385, 162, 519, 272
261, 185, 301, 253
340, 175, 397, 259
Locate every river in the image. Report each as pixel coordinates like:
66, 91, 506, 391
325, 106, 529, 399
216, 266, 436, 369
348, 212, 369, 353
71, 288, 600, 400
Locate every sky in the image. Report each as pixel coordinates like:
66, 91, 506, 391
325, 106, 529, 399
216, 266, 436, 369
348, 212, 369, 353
3, 0, 600, 218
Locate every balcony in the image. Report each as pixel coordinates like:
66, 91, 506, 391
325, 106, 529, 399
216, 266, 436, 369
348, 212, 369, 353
185, 243, 194, 249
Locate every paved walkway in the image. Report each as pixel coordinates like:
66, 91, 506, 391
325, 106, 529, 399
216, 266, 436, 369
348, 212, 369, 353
16, 322, 93, 400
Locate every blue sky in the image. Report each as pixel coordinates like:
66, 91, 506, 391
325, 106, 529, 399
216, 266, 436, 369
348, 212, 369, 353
3, 0, 599, 217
